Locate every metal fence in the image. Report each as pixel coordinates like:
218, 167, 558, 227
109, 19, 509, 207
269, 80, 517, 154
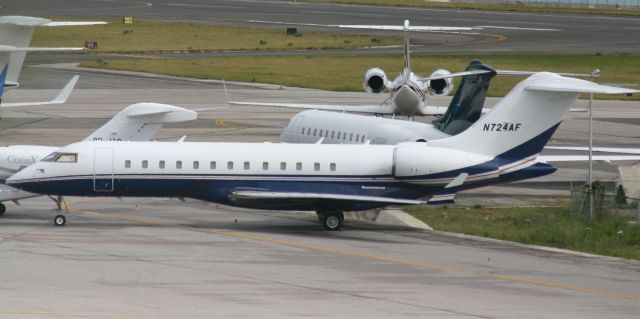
450, 0, 640, 9
570, 182, 640, 220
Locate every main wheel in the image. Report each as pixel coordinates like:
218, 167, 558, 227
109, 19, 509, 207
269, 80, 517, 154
0, 202, 5, 216
53, 214, 66, 226
322, 212, 344, 231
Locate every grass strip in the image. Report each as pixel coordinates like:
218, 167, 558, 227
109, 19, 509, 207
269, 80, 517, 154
306, 0, 640, 16
81, 53, 640, 100
31, 19, 401, 53
405, 204, 640, 260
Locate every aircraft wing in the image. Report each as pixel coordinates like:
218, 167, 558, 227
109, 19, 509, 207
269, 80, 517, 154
228, 100, 395, 114
0, 183, 40, 202
43, 21, 107, 27
0, 45, 85, 52
545, 146, 640, 155
336, 25, 475, 32
1, 75, 79, 107
229, 190, 426, 205
538, 155, 640, 163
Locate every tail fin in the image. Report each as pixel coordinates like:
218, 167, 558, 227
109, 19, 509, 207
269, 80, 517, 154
402, 20, 411, 82
0, 64, 7, 102
429, 73, 637, 161
84, 103, 197, 142
432, 59, 496, 135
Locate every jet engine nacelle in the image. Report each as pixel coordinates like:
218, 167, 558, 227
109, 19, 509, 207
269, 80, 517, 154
392, 143, 492, 183
427, 69, 453, 96
363, 68, 388, 94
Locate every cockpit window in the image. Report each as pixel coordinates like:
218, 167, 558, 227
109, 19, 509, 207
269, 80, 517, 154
55, 153, 77, 163
41, 152, 60, 162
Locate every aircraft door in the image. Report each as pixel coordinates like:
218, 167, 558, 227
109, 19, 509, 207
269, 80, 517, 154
93, 148, 114, 192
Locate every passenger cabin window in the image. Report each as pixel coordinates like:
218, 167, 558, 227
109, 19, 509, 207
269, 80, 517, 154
301, 128, 306, 135
356, 134, 360, 142
125, 160, 131, 168
142, 160, 148, 169
296, 162, 302, 171
210, 161, 216, 169
263, 162, 269, 170
55, 153, 77, 163
176, 161, 182, 169
331, 131, 335, 139
314, 163, 320, 171
280, 162, 286, 170
313, 129, 317, 136
159, 160, 165, 169
349, 133, 353, 142
244, 161, 250, 170
227, 161, 233, 170
193, 161, 199, 169
330, 163, 336, 171
320, 129, 323, 137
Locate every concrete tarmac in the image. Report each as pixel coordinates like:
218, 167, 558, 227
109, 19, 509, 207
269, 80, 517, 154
1, 196, 639, 318
0, 66, 640, 318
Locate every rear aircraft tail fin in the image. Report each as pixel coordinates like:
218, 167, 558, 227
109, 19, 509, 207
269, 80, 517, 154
84, 102, 197, 142
432, 59, 496, 135
0, 63, 7, 102
429, 73, 637, 161
0, 16, 106, 85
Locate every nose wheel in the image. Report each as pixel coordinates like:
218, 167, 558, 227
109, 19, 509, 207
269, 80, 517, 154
48, 195, 68, 226
54, 214, 66, 226
317, 211, 344, 231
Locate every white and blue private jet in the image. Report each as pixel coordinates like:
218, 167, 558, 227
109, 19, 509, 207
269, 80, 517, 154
7, 73, 637, 230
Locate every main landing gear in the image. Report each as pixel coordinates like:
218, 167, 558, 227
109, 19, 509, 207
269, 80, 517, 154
317, 211, 344, 231
0, 202, 6, 217
48, 195, 67, 226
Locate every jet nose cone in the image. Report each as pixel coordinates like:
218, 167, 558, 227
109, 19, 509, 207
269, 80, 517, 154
6, 167, 33, 187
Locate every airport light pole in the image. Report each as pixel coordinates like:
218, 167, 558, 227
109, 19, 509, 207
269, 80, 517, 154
588, 68, 600, 220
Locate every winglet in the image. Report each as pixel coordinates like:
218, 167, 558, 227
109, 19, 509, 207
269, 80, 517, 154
51, 74, 79, 104
426, 173, 468, 205
223, 79, 230, 104
0, 64, 7, 101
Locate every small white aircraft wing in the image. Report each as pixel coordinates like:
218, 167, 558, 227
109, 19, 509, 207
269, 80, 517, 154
538, 155, 640, 163
229, 100, 395, 114
526, 80, 638, 94
425, 105, 491, 115
0, 45, 85, 52
229, 190, 426, 205
0, 183, 40, 202
1, 75, 79, 107
336, 25, 476, 32
43, 21, 107, 27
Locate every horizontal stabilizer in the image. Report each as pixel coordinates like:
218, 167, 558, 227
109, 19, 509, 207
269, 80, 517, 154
230, 191, 425, 205
337, 24, 476, 32
43, 21, 107, 27
426, 173, 468, 205
498, 70, 595, 78
122, 102, 198, 123
526, 76, 638, 94
1, 75, 79, 107
229, 100, 394, 114
0, 45, 85, 52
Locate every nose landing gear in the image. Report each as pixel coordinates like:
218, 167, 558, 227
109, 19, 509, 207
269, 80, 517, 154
48, 195, 68, 226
